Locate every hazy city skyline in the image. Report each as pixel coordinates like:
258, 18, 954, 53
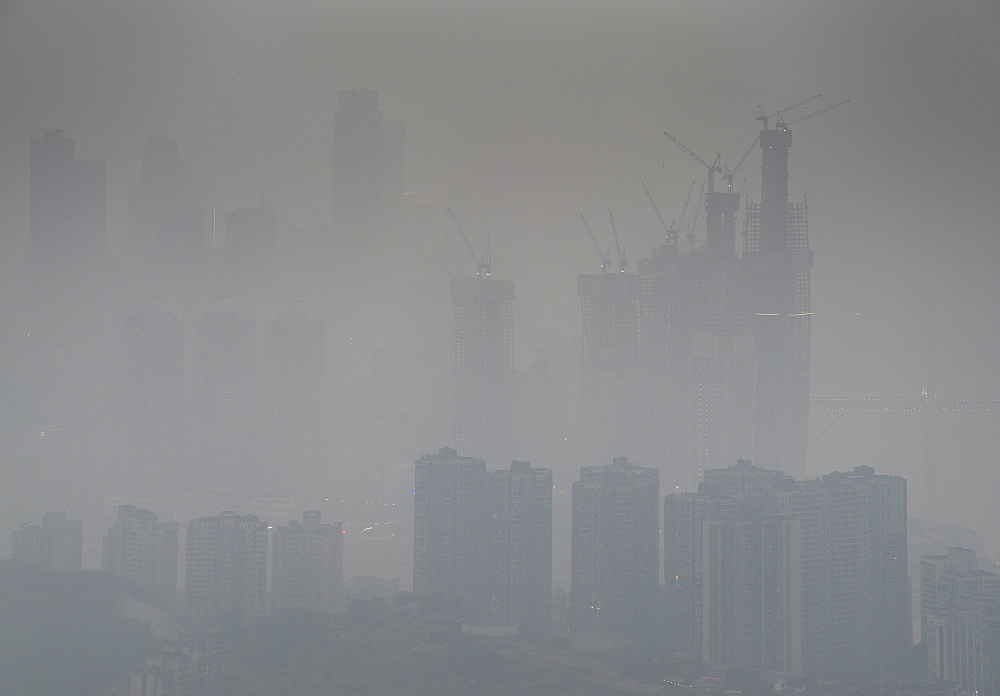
1, 2, 998, 554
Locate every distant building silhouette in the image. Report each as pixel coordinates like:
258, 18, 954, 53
259, 306, 326, 497
184, 511, 269, 633
272, 510, 344, 615
577, 272, 641, 467
331, 89, 403, 262
11, 511, 83, 572
102, 505, 178, 611
121, 306, 185, 494
451, 277, 514, 463
27, 129, 108, 424
126, 136, 183, 269
190, 308, 256, 491
413, 448, 552, 637
570, 456, 659, 643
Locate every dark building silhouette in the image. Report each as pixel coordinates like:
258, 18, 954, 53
331, 89, 403, 264
451, 277, 514, 464
11, 511, 83, 572
127, 136, 183, 270
570, 456, 659, 643
413, 448, 552, 637
27, 129, 108, 424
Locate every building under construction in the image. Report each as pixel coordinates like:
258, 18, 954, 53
642, 106, 827, 488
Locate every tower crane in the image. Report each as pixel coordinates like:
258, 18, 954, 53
448, 208, 492, 278
580, 213, 611, 273
641, 182, 675, 247
676, 181, 695, 234
778, 99, 850, 129
663, 131, 722, 193
687, 179, 706, 245
756, 94, 821, 131
609, 211, 626, 272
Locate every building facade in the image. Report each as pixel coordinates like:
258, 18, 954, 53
102, 505, 178, 610
577, 272, 641, 468
11, 510, 83, 572
413, 448, 552, 637
451, 278, 514, 464
184, 512, 269, 633
570, 456, 659, 642
273, 510, 344, 615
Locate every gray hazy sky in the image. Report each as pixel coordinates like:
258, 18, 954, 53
1, 0, 999, 536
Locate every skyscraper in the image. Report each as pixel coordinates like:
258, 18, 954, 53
331, 89, 403, 262
102, 505, 178, 611
121, 306, 185, 494
273, 510, 344, 615
126, 136, 183, 269
413, 448, 552, 636
451, 277, 514, 464
260, 306, 326, 497
641, 116, 818, 488
664, 461, 909, 676
570, 456, 659, 643
190, 309, 256, 491
184, 511, 269, 633
577, 272, 641, 467
28, 129, 107, 342
743, 122, 812, 475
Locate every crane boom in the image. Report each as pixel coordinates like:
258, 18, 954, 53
580, 213, 610, 272
677, 181, 695, 232
688, 179, 705, 237
642, 182, 674, 246
448, 208, 482, 270
757, 94, 821, 130
783, 99, 850, 127
609, 211, 626, 272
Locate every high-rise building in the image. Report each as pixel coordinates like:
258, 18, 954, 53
184, 511, 269, 633
28, 129, 107, 343
665, 462, 909, 676
921, 547, 1000, 692
223, 203, 278, 308
640, 117, 816, 489
11, 511, 83, 572
102, 505, 178, 611
743, 123, 812, 476
331, 89, 403, 262
121, 307, 185, 494
451, 277, 514, 463
577, 273, 641, 467
27, 129, 108, 426
273, 510, 344, 615
486, 460, 553, 639
190, 309, 256, 491
259, 306, 326, 497
570, 456, 659, 643
413, 448, 552, 636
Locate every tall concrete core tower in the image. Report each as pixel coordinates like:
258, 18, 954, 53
743, 122, 811, 474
